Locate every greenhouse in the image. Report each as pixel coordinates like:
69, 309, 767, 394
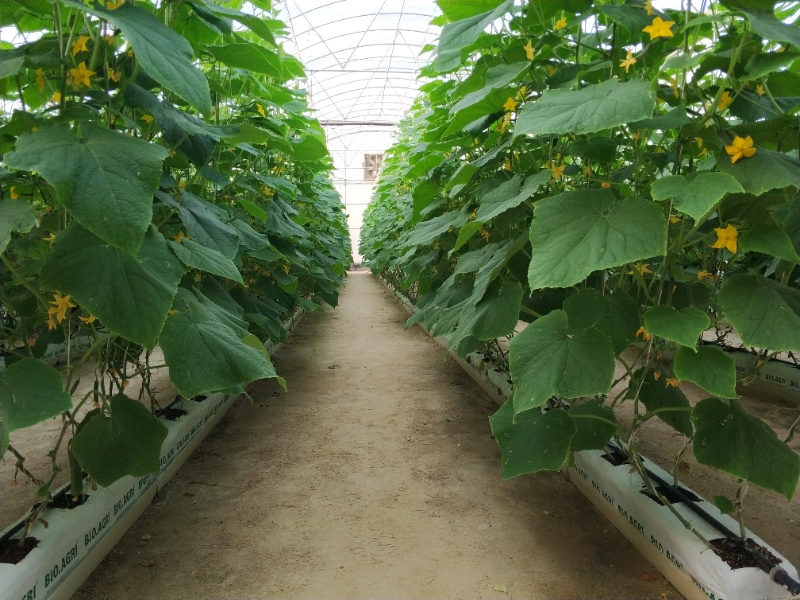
0, 1, 799, 599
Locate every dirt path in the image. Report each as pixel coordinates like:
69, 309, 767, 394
75, 270, 674, 600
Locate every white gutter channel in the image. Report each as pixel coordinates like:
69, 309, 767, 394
0, 308, 304, 600
379, 275, 799, 600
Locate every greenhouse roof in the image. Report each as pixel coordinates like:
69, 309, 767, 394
278, 0, 440, 126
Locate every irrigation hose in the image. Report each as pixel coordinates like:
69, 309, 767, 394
605, 442, 800, 595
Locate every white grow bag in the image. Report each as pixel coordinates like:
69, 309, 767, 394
379, 274, 800, 600
0, 308, 304, 600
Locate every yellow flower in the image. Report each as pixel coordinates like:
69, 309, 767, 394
141, 114, 154, 124
549, 163, 566, 179
498, 112, 512, 132
172, 231, 188, 242
665, 377, 681, 388
755, 84, 765, 96
669, 215, 681, 224
79, 314, 96, 324
516, 85, 527, 100
194, 273, 201, 282
712, 223, 738, 253
27, 337, 36, 347
103, 34, 116, 45
601, 181, 611, 189
48, 293, 76, 323
643, 17, 674, 40
433, 240, 440, 250
107, 67, 121, 82
282, 263, 290, 274
636, 326, 652, 341
36, 68, 46, 91
718, 90, 733, 111
546, 64, 557, 76
645, 0, 654, 15
627, 263, 652, 276
106, 0, 125, 8
695, 137, 703, 148
583, 167, 592, 177
670, 77, 679, 98
10, 186, 19, 200
50, 91, 61, 103
72, 35, 90, 57
503, 96, 518, 112
503, 158, 512, 170
725, 135, 756, 164
68, 62, 94, 88
523, 40, 535, 60
555, 17, 567, 30
697, 270, 718, 282
168, 309, 178, 315
47, 313, 58, 330
256, 103, 266, 117
480, 228, 490, 242
620, 49, 637, 73
698, 147, 707, 157
43, 232, 56, 243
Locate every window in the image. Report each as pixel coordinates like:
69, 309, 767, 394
364, 153, 383, 181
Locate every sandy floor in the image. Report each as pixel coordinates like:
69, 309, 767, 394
72, 271, 676, 599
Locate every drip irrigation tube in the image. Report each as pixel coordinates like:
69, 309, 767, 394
605, 442, 800, 596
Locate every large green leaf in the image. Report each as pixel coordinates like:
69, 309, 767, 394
650, 172, 743, 220
434, 0, 514, 72
160, 294, 278, 398
568, 399, 618, 452
170, 239, 243, 283
476, 170, 550, 222
40, 224, 184, 347
65, 0, 211, 113
0, 358, 72, 451
718, 273, 800, 351
563, 288, 639, 354
693, 398, 799, 500
70, 394, 168, 488
0, 198, 35, 254
489, 396, 576, 479
528, 189, 666, 289
643, 305, 710, 348
743, 10, 800, 50
4, 124, 167, 254
716, 148, 800, 196
636, 370, 692, 437
178, 192, 240, 259
674, 345, 738, 399
510, 310, 615, 413
514, 79, 654, 138
204, 43, 283, 78
404, 207, 471, 247
739, 223, 800, 263
450, 60, 530, 114
437, 0, 505, 21
447, 280, 522, 355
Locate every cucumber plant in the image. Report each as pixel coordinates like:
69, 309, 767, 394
0, 0, 350, 529
361, 0, 800, 529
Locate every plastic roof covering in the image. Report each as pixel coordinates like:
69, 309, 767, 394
278, 0, 440, 125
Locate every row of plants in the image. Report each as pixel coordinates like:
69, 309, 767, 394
360, 0, 800, 546
0, 0, 350, 539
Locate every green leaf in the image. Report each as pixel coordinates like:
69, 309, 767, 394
714, 495, 736, 515
447, 280, 522, 355
514, 79, 654, 138
453, 220, 484, 252
4, 124, 168, 254
651, 172, 743, 220
569, 400, 618, 452
528, 189, 666, 289
169, 239, 243, 283
476, 170, 550, 222
450, 60, 530, 114
563, 289, 639, 354
510, 310, 615, 413
0, 198, 35, 254
436, 0, 505, 21
745, 51, 800, 81
489, 396, 576, 479
178, 192, 240, 259
716, 148, 800, 196
0, 358, 72, 451
643, 305, 710, 348
630, 106, 692, 130
636, 370, 692, 437
65, 0, 211, 113
693, 398, 799, 500
160, 294, 279, 398
739, 223, 800, 263
40, 224, 184, 347
718, 273, 800, 351
674, 345, 738, 399
404, 207, 471, 247
742, 10, 800, 50
70, 394, 168, 488
434, 0, 514, 72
